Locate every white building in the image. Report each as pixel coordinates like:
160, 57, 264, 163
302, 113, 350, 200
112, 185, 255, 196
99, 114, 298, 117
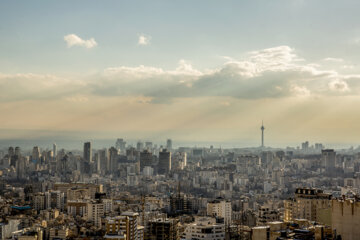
87, 202, 104, 228
143, 166, 154, 176
0, 219, 20, 240
182, 217, 225, 240
263, 180, 272, 194
207, 199, 232, 226
127, 173, 138, 187
102, 199, 113, 214
45, 190, 65, 211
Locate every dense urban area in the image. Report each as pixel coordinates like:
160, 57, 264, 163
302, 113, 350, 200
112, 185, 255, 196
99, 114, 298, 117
1, 126, 360, 240
3, 0, 360, 239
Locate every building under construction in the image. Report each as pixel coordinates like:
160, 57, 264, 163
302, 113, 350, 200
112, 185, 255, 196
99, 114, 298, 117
145, 218, 179, 240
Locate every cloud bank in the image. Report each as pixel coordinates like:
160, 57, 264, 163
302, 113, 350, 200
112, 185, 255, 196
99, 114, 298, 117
1, 46, 359, 103
90, 46, 358, 102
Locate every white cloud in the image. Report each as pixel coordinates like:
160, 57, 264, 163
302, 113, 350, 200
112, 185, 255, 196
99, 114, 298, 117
90, 46, 357, 101
3, 46, 360, 104
248, 45, 300, 71
342, 65, 355, 69
291, 85, 311, 97
64, 34, 97, 49
138, 34, 151, 45
323, 57, 344, 63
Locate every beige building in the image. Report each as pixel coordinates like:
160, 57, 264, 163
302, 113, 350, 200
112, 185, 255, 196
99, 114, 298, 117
11, 227, 43, 240
250, 221, 333, 240
67, 200, 88, 217
182, 217, 225, 240
332, 198, 360, 240
17, 236, 38, 240
207, 199, 232, 226
53, 182, 103, 199
33, 193, 46, 211
67, 188, 91, 200
251, 226, 269, 240
105, 212, 139, 240
137, 226, 144, 240
49, 227, 69, 240
284, 188, 331, 225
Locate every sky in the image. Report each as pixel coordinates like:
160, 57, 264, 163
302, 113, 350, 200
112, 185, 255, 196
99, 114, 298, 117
1, 0, 360, 148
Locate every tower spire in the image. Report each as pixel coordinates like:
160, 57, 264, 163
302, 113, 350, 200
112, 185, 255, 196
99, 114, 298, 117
261, 121, 265, 148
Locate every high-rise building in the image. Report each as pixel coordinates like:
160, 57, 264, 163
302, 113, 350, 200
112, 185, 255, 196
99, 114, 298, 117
170, 193, 192, 216
53, 143, 57, 160
67, 200, 88, 217
207, 199, 232, 227
158, 149, 171, 174
8, 147, 14, 158
140, 150, 152, 172
146, 218, 179, 240
105, 212, 139, 240
9, 147, 17, 167
183, 217, 225, 240
32, 146, 41, 163
137, 141, 144, 151
14, 147, 21, 157
284, 188, 331, 225
122, 212, 139, 240
145, 141, 153, 150
109, 147, 118, 173
261, 151, 273, 168
322, 149, 336, 173
315, 143, 323, 151
126, 147, 139, 161
115, 138, 127, 152
166, 139, 172, 151
332, 197, 360, 240
102, 199, 113, 214
16, 157, 26, 179
84, 142, 92, 163
44, 150, 53, 164
105, 216, 128, 239
172, 152, 187, 170
301, 141, 309, 152
94, 152, 101, 173
33, 193, 46, 211
0, 219, 20, 240
98, 148, 109, 173
87, 201, 104, 228
45, 190, 65, 211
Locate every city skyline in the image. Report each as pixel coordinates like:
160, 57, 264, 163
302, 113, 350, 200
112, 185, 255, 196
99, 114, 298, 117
0, 118, 358, 150
2, 1, 360, 145
2, 2, 360, 240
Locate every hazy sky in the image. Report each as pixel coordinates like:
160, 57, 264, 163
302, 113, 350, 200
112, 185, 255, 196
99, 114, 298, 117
1, 0, 360, 147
